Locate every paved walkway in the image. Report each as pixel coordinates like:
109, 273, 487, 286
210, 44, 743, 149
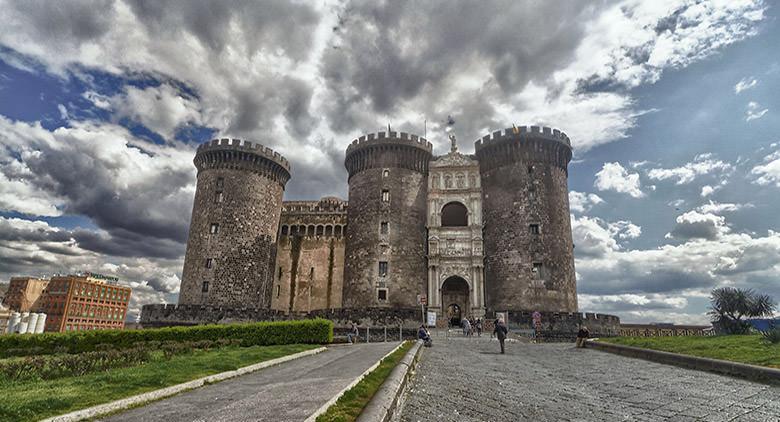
101, 342, 399, 422
393, 337, 780, 422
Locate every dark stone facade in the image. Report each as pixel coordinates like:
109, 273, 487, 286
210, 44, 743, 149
178, 139, 290, 309
476, 126, 577, 313
342, 132, 433, 308
144, 126, 610, 333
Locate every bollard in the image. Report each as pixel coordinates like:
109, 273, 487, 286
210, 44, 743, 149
367, 326, 370, 343
384, 326, 387, 342
399, 325, 402, 341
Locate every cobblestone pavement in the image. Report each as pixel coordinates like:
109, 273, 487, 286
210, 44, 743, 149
393, 337, 780, 422
101, 342, 399, 422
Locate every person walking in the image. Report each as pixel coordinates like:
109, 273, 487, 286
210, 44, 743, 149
462, 318, 471, 336
347, 322, 359, 344
475, 318, 482, 337
494, 317, 508, 354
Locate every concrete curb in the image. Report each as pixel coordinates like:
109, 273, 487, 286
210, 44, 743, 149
356, 340, 423, 422
41, 346, 327, 422
305, 341, 405, 422
587, 340, 780, 385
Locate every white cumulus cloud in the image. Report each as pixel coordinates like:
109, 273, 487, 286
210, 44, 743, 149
594, 162, 645, 198
647, 153, 732, 185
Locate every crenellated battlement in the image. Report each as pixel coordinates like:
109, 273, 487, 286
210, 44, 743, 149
474, 125, 572, 173
473, 126, 571, 152
197, 138, 291, 171
346, 131, 433, 155
194, 138, 291, 185
344, 131, 433, 178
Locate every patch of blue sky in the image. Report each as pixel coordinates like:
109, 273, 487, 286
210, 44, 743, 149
569, 10, 780, 250
175, 123, 216, 144
1, 210, 98, 231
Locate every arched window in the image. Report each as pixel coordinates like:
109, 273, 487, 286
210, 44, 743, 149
441, 202, 468, 227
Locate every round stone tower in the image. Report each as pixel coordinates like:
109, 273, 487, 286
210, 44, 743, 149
342, 131, 433, 308
178, 138, 291, 309
475, 126, 577, 313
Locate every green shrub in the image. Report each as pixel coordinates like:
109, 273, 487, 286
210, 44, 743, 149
0, 347, 152, 381
0, 319, 333, 357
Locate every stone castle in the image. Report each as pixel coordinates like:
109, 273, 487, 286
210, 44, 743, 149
163, 125, 578, 326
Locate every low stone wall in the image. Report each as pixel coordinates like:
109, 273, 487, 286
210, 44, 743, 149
141, 304, 426, 331
140, 304, 620, 341
140, 304, 286, 328
502, 310, 620, 338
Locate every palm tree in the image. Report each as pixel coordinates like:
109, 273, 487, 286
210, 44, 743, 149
708, 287, 775, 334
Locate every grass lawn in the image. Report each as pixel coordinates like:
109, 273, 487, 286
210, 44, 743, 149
601, 335, 780, 368
317, 341, 414, 422
0, 343, 319, 422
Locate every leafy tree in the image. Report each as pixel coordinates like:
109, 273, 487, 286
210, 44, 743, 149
708, 287, 775, 334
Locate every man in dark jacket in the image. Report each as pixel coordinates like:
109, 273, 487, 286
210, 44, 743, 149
418, 325, 432, 347
494, 318, 508, 354
576, 326, 590, 348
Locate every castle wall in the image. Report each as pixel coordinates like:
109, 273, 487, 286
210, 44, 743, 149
179, 139, 290, 309
271, 198, 347, 313
342, 132, 433, 308
476, 127, 577, 313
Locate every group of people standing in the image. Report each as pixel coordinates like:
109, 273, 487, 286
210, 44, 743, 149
459, 317, 483, 336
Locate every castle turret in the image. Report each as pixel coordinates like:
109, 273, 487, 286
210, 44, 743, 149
342, 131, 433, 308
475, 126, 577, 313
178, 138, 291, 309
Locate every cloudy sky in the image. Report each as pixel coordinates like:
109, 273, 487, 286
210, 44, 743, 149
0, 0, 778, 324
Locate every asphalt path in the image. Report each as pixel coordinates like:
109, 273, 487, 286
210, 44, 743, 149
100, 341, 399, 422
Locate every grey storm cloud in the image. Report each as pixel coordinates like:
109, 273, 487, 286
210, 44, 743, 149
322, 0, 608, 141
21, 146, 194, 243
10, 0, 115, 44
578, 267, 715, 296
72, 228, 186, 260
126, 0, 319, 60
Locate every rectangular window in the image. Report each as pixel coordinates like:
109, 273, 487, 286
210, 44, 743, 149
210, 223, 219, 234
275, 285, 281, 298
377, 289, 388, 301
378, 261, 388, 277
380, 221, 389, 234
529, 224, 540, 235
216, 177, 224, 189
278, 266, 283, 280
381, 190, 390, 202
205, 258, 213, 269
532, 263, 544, 280
202, 281, 210, 293
215, 191, 224, 203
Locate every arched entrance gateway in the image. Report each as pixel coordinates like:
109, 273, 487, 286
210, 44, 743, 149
426, 139, 485, 323
441, 276, 469, 326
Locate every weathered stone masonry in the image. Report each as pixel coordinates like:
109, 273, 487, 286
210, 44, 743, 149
147, 125, 614, 333
342, 132, 433, 309
178, 139, 290, 309
271, 197, 347, 313
476, 127, 577, 313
